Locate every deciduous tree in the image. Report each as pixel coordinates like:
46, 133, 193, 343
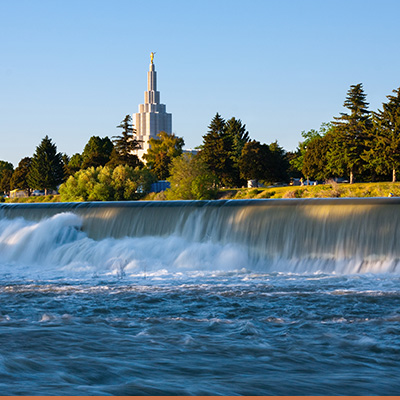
290, 125, 330, 175
269, 141, 290, 183
0, 169, 13, 196
166, 154, 218, 200
0, 160, 13, 176
0, 160, 14, 195
239, 140, 271, 184
59, 165, 155, 201
81, 136, 113, 169
302, 134, 332, 181
10, 157, 32, 194
143, 131, 184, 180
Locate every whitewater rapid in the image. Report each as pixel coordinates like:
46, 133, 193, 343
0, 209, 399, 281
0, 212, 252, 282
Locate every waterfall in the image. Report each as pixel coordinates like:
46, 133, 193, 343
1, 198, 400, 274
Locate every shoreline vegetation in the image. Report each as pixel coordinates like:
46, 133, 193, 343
2, 84, 400, 202
4, 181, 400, 203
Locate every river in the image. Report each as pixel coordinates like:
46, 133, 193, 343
0, 199, 399, 395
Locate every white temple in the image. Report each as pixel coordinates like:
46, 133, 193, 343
134, 52, 172, 160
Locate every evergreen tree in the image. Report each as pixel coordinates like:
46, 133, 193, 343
225, 117, 250, 162
10, 157, 32, 194
225, 117, 250, 186
61, 153, 71, 181
67, 153, 84, 176
81, 136, 113, 168
201, 113, 234, 187
110, 115, 142, 168
27, 136, 64, 194
331, 83, 372, 183
365, 87, 400, 182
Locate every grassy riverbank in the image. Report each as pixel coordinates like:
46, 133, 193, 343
217, 181, 400, 200
4, 181, 400, 203
3, 194, 61, 203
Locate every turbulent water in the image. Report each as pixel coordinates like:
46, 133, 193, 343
0, 199, 400, 395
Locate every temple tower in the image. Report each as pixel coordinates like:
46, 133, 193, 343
134, 52, 172, 160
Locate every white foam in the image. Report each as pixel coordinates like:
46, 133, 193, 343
0, 213, 251, 281
1, 212, 400, 282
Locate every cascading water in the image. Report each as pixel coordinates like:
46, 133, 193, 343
1, 199, 400, 395
1, 198, 400, 277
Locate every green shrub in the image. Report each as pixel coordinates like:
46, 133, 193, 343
59, 165, 155, 202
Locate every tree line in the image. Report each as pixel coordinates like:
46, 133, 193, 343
0, 115, 146, 200
165, 80, 400, 198
290, 84, 400, 184
1, 82, 400, 201
0, 112, 289, 201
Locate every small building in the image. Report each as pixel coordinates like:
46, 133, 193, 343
10, 189, 28, 198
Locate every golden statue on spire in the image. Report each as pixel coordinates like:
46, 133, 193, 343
150, 52, 156, 64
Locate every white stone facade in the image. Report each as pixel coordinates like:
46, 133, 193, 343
134, 57, 172, 160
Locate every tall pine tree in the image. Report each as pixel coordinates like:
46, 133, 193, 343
225, 117, 250, 163
367, 87, 400, 182
330, 83, 372, 183
201, 113, 234, 186
28, 136, 64, 194
225, 117, 250, 186
109, 115, 142, 168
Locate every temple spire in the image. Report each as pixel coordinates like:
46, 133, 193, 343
146, 52, 158, 103
133, 53, 172, 161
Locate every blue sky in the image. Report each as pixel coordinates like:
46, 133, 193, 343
1, 0, 399, 167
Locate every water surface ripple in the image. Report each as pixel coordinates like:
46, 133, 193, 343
0, 274, 399, 395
